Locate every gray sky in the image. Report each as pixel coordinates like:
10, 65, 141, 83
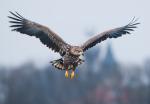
0, 0, 149, 67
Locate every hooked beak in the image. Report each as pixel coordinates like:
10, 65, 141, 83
79, 51, 84, 56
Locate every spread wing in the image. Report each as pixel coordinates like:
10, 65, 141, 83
8, 11, 70, 56
81, 18, 140, 52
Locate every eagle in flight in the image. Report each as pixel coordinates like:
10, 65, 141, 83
8, 11, 139, 79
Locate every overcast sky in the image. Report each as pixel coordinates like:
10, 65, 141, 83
0, 0, 149, 67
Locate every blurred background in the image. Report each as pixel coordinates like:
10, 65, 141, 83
0, 0, 150, 104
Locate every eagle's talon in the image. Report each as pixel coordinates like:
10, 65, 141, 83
65, 71, 69, 78
70, 71, 75, 79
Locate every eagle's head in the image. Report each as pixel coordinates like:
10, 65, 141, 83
70, 46, 83, 56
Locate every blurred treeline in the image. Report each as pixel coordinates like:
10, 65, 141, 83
0, 44, 150, 104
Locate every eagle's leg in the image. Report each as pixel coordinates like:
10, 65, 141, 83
65, 68, 69, 78
70, 66, 76, 79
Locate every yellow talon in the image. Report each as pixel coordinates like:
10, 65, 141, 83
65, 71, 69, 78
70, 71, 75, 79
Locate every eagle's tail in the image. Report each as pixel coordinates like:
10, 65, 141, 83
50, 58, 84, 70
50, 58, 65, 70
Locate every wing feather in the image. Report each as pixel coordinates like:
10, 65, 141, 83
81, 18, 140, 51
8, 11, 70, 56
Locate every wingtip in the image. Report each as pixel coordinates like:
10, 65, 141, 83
8, 11, 24, 20
9, 11, 13, 14
10, 28, 17, 31
15, 11, 24, 18
130, 17, 140, 25
126, 17, 140, 29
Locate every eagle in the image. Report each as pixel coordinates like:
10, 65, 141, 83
8, 11, 139, 79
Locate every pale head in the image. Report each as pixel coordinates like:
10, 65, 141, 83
70, 46, 83, 56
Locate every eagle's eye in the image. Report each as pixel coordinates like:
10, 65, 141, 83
75, 50, 80, 53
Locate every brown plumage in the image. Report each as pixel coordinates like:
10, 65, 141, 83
8, 11, 140, 79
